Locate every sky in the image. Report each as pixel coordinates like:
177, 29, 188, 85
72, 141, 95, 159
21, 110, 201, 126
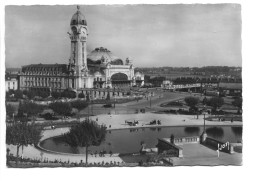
5, 4, 242, 68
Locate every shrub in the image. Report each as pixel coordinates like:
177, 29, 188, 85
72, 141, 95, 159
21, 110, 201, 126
51, 91, 61, 99
61, 90, 76, 98
14, 90, 23, 99
78, 93, 85, 98
70, 100, 88, 111
184, 96, 199, 108
207, 97, 224, 111
17, 101, 45, 118
49, 102, 72, 116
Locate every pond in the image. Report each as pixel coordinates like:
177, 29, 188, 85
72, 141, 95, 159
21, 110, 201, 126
40, 126, 242, 155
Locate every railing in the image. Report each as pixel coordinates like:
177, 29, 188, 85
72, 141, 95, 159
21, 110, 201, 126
204, 137, 234, 154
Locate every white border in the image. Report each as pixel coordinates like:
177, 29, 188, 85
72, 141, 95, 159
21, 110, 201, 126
1, 1, 260, 181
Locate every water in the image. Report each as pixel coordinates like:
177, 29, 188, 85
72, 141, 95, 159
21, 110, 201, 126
40, 126, 242, 154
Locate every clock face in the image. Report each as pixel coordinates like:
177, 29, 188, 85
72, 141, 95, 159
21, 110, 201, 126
71, 27, 77, 35
81, 28, 87, 35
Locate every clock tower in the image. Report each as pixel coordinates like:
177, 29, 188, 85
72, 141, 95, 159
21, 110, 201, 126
68, 5, 88, 89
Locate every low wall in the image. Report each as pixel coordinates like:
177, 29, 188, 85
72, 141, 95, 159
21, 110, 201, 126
204, 137, 234, 154
174, 136, 200, 144
157, 139, 183, 158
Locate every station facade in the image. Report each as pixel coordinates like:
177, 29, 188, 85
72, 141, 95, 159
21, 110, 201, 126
19, 6, 144, 95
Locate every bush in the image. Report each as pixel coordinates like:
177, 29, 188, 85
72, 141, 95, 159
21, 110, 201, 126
184, 96, 199, 108
103, 104, 112, 108
14, 90, 23, 99
207, 97, 224, 111
49, 102, 72, 116
71, 100, 88, 111
17, 101, 45, 118
61, 90, 76, 98
51, 92, 61, 99
6, 104, 16, 117
41, 113, 59, 120
78, 93, 85, 98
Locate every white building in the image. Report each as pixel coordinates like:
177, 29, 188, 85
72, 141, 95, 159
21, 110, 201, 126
19, 6, 144, 94
5, 74, 18, 91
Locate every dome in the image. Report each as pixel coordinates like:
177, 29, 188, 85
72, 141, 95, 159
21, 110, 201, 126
70, 6, 87, 26
88, 47, 123, 65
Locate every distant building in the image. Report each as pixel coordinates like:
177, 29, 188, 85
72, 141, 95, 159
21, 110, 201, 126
218, 82, 242, 97
19, 6, 144, 95
5, 73, 19, 91
161, 80, 172, 89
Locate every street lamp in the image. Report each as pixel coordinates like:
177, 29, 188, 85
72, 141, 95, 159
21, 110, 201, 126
114, 97, 116, 114
200, 105, 208, 143
150, 94, 152, 108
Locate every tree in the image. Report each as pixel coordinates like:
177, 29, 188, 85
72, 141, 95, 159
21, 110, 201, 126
71, 100, 88, 111
202, 97, 208, 105
105, 92, 112, 107
6, 122, 42, 164
184, 96, 199, 111
37, 90, 49, 99
27, 91, 36, 100
232, 97, 242, 114
6, 104, 16, 118
86, 93, 90, 102
22, 90, 28, 96
17, 101, 44, 120
14, 90, 23, 99
63, 120, 107, 165
61, 90, 76, 98
207, 97, 224, 112
51, 91, 61, 99
78, 92, 85, 98
49, 102, 72, 116
106, 92, 111, 101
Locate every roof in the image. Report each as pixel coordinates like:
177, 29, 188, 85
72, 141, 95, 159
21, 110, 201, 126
219, 82, 242, 90
88, 47, 121, 63
21, 64, 69, 74
6, 68, 21, 74
5, 73, 18, 80
70, 6, 87, 26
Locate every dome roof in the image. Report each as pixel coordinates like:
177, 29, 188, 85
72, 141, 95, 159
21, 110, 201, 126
88, 47, 123, 64
70, 6, 87, 26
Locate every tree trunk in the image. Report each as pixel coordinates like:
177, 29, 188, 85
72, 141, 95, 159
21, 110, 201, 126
16, 145, 20, 165
85, 145, 88, 166
21, 145, 24, 159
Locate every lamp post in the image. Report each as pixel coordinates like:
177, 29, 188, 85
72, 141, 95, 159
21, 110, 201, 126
200, 105, 208, 143
150, 95, 152, 108
91, 100, 93, 116
203, 113, 206, 132
114, 97, 116, 114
